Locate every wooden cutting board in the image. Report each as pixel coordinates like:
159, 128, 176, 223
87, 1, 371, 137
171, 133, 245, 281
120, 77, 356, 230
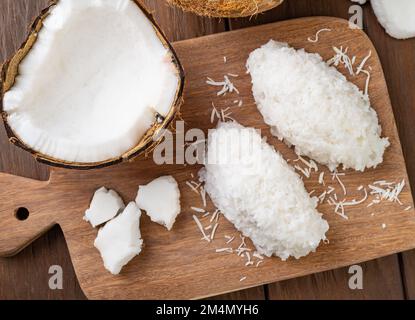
1, 17, 415, 300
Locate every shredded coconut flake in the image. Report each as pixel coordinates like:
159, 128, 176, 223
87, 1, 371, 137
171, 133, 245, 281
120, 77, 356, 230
328, 46, 355, 76
368, 179, 405, 204
356, 50, 372, 75
210, 209, 219, 223
295, 165, 311, 178
193, 215, 210, 242
253, 252, 264, 260
226, 235, 235, 244
319, 172, 325, 186
200, 187, 207, 208
361, 69, 371, 96
191, 206, 205, 213
307, 28, 332, 43
210, 223, 219, 240
207, 75, 239, 96
334, 172, 347, 196
186, 181, 200, 194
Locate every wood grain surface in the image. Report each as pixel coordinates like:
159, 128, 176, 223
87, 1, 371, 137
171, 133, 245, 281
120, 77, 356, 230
1, 0, 415, 300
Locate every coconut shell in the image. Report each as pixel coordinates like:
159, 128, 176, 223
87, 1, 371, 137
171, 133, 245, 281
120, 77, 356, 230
0, 0, 185, 170
168, 0, 284, 18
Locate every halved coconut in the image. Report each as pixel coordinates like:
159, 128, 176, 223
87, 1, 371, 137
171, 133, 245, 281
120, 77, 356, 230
168, 0, 284, 18
0, 0, 184, 169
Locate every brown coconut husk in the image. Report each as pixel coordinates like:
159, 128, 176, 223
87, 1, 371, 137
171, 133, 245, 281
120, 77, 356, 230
168, 0, 284, 18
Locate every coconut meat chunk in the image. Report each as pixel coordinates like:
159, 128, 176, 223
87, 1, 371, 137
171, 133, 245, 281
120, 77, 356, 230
84, 187, 125, 228
94, 202, 143, 275
2, 0, 180, 163
136, 176, 181, 231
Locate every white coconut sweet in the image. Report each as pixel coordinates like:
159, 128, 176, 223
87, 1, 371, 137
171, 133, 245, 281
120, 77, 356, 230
351, 0, 415, 39
94, 202, 143, 275
84, 187, 125, 228
371, 0, 415, 39
136, 176, 181, 231
247, 40, 389, 172
2, 0, 181, 165
199, 121, 329, 260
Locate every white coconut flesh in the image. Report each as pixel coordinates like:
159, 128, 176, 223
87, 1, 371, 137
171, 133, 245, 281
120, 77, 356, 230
94, 202, 143, 275
247, 40, 389, 172
2, 0, 180, 163
135, 175, 181, 231
84, 187, 125, 228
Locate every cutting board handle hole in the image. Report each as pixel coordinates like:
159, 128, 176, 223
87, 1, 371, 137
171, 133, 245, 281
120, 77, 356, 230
15, 207, 29, 221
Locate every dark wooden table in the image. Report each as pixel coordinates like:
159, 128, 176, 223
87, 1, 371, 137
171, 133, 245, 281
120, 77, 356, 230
1, 0, 415, 300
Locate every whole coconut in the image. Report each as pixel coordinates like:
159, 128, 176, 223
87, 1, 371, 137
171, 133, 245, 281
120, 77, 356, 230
168, 0, 284, 18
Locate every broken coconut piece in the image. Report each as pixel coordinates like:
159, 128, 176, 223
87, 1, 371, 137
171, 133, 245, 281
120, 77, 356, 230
1, 0, 183, 168
199, 121, 329, 260
94, 202, 143, 275
84, 187, 125, 228
136, 176, 181, 231
247, 40, 389, 172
